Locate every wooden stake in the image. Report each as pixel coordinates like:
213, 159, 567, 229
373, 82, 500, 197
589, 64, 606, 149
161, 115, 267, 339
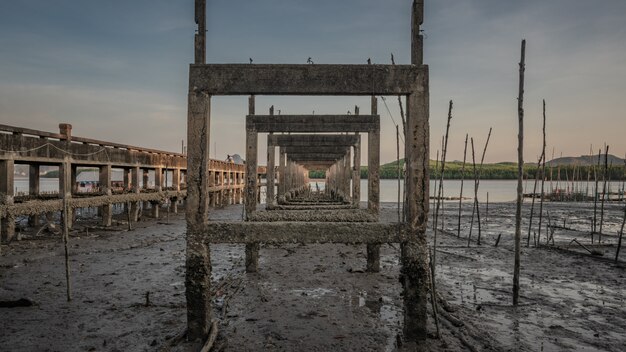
616, 204, 626, 262
457, 134, 469, 238
537, 100, 547, 245
526, 154, 542, 247
593, 148, 601, 240
397, 125, 401, 224
513, 39, 526, 307
599, 145, 609, 242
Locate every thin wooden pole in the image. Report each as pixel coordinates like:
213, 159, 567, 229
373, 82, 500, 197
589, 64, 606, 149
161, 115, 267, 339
616, 205, 626, 262
599, 145, 609, 242
474, 128, 492, 245
397, 125, 401, 224
526, 154, 542, 247
432, 150, 439, 229
433, 100, 453, 283
593, 148, 601, 240
537, 100, 547, 245
457, 134, 469, 238
467, 138, 477, 247
513, 39, 526, 306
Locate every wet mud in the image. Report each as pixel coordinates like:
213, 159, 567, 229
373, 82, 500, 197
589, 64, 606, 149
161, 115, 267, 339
0, 201, 624, 351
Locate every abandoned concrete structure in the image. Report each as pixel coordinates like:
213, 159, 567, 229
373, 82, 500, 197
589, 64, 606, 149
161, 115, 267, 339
0, 123, 251, 243
185, 0, 429, 347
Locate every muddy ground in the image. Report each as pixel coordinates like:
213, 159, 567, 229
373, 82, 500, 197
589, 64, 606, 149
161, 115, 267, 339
1, 201, 625, 351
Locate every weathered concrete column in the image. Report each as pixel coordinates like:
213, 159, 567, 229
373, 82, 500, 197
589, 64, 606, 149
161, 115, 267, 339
278, 148, 286, 200
100, 164, 112, 226
208, 171, 216, 207
245, 95, 258, 216
266, 142, 276, 206
185, 87, 212, 341
152, 167, 162, 218
142, 168, 150, 214
130, 166, 140, 222
402, 0, 429, 343
0, 159, 15, 243
352, 136, 361, 207
368, 97, 380, 215
367, 96, 381, 272
171, 168, 181, 213
244, 95, 259, 272
28, 164, 40, 227
59, 157, 73, 230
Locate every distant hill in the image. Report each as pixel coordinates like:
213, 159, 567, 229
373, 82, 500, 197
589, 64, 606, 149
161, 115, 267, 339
546, 154, 625, 167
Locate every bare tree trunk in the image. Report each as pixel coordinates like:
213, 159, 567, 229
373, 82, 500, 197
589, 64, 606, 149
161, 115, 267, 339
513, 39, 526, 306
457, 134, 469, 237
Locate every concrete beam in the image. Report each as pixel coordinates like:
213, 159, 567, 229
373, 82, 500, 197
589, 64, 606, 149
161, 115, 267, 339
189, 64, 425, 95
283, 146, 350, 154
199, 222, 406, 244
268, 134, 360, 147
247, 115, 379, 133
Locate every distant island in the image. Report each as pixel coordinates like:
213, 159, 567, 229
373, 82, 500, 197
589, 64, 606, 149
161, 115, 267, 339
309, 154, 626, 180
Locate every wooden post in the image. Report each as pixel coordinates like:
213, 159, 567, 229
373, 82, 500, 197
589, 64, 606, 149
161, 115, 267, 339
513, 39, 526, 306
537, 100, 547, 245
457, 134, 468, 237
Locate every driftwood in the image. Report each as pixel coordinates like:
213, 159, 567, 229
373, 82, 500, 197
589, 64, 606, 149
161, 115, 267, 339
200, 321, 219, 352
568, 238, 603, 256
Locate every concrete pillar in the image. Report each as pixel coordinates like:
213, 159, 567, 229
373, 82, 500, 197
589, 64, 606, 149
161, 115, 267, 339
59, 158, 73, 230
142, 168, 150, 214
402, 2, 429, 342
245, 95, 258, 217
152, 167, 162, 218
266, 142, 275, 206
367, 97, 381, 272
368, 97, 380, 215
353, 136, 361, 207
100, 164, 112, 226
171, 168, 181, 213
185, 89, 212, 341
278, 148, 286, 200
28, 164, 40, 227
0, 159, 15, 243
130, 166, 140, 222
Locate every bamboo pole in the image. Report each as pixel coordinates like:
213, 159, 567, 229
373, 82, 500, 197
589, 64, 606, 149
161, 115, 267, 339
457, 134, 469, 238
513, 39, 526, 307
599, 145, 609, 242
537, 100, 547, 246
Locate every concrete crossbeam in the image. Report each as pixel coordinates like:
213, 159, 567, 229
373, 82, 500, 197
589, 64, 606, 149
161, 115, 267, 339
268, 134, 360, 147
247, 115, 379, 133
189, 64, 424, 95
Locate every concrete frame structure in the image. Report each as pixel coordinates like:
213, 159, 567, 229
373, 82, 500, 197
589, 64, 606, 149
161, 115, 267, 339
266, 136, 360, 207
185, 0, 429, 345
0, 123, 251, 243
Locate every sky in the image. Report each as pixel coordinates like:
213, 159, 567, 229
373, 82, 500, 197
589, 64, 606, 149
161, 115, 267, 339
1, 0, 625, 165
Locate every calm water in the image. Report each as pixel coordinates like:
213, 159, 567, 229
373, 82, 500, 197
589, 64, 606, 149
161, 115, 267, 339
15, 178, 624, 203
